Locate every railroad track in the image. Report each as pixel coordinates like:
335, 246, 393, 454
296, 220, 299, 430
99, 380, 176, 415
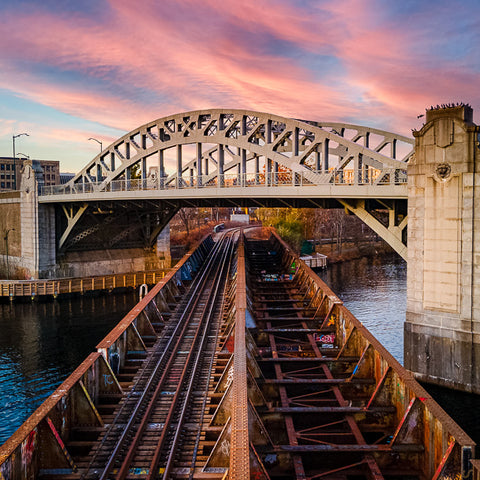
77, 231, 237, 480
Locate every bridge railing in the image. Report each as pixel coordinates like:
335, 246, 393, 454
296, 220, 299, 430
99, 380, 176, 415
40, 169, 407, 196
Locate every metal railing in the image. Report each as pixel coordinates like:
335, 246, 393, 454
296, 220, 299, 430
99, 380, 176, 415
40, 169, 407, 196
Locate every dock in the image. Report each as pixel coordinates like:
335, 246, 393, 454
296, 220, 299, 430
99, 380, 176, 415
299, 252, 328, 269
0, 270, 167, 299
0, 227, 476, 479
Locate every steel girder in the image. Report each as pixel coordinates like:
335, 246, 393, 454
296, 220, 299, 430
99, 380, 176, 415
46, 109, 414, 256
56, 200, 178, 252
56, 109, 413, 192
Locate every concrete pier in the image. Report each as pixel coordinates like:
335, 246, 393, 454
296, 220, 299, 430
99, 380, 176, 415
405, 104, 480, 393
0, 161, 171, 279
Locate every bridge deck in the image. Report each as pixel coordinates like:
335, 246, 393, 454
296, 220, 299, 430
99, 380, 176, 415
0, 270, 167, 299
0, 228, 475, 479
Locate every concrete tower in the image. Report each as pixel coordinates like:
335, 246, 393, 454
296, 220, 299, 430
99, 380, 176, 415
405, 104, 480, 392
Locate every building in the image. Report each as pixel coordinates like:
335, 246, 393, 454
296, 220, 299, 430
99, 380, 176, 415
0, 157, 60, 191
60, 172, 75, 184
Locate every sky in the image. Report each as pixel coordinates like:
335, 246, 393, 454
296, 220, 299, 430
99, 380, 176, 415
0, 0, 479, 173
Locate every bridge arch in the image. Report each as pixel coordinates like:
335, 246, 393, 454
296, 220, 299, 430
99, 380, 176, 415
65, 109, 413, 191
42, 109, 414, 257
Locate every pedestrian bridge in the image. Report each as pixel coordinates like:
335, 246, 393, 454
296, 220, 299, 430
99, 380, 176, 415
39, 109, 413, 258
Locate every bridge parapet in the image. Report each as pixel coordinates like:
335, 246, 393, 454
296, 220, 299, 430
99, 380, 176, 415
41, 169, 407, 198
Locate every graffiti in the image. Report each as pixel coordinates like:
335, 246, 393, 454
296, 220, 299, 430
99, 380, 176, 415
0, 456, 12, 480
108, 344, 120, 375
103, 374, 113, 386
21, 428, 37, 473
220, 439, 230, 456
225, 366, 234, 389
314, 333, 335, 344
46, 417, 76, 470
225, 335, 235, 353
277, 345, 301, 352
131, 467, 149, 474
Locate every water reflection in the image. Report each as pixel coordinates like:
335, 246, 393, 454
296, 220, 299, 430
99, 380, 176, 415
0, 293, 138, 445
318, 255, 407, 363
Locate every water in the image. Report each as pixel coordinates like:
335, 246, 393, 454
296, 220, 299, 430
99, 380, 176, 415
0, 293, 138, 445
317, 255, 407, 363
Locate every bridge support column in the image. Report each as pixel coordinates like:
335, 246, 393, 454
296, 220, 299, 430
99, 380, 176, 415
405, 105, 480, 393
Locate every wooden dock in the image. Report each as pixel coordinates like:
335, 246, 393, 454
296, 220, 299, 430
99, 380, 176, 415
0, 270, 167, 299
299, 252, 327, 269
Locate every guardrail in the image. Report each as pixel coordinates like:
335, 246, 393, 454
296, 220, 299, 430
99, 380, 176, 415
0, 270, 167, 299
40, 169, 407, 196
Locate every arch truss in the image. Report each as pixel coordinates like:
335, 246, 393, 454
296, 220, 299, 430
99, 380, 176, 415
44, 109, 414, 257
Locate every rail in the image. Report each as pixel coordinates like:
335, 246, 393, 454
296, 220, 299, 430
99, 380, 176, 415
0, 234, 215, 478
0, 270, 167, 298
40, 169, 407, 197
93, 232, 235, 479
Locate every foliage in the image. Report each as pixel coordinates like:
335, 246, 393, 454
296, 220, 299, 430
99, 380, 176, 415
257, 208, 306, 253
275, 218, 304, 253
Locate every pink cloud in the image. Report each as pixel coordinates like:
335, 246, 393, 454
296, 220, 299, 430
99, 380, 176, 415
0, 0, 478, 150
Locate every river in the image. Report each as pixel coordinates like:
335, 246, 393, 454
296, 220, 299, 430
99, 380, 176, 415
0, 293, 138, 444
1, 255, 479, 447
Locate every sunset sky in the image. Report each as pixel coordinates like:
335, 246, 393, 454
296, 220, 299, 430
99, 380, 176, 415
0, 0, 479, 173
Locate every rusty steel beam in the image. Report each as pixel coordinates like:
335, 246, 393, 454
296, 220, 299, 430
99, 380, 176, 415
229, 232, 250, 480
264, 227, 475, 479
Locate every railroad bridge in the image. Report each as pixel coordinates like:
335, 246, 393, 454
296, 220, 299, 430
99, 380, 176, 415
0, 228, 476, 479
1, 105, 480, 399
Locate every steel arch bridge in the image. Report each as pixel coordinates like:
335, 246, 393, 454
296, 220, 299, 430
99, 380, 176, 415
39, 109, 414, 259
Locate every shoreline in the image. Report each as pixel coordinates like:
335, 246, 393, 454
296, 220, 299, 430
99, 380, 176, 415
315, 241, 400, 265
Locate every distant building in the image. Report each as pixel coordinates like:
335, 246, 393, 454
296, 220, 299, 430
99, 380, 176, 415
0, 157, 60, 191
60, 172, 75, 184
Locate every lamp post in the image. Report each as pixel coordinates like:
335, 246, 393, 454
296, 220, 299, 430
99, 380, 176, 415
88, 137, 103, 152
4, 228, 15, 280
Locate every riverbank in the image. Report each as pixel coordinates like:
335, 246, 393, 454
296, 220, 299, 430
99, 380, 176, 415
316, 241, 396, 264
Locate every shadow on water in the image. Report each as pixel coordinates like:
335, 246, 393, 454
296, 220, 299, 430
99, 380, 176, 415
0, 292, 138, 445
421, 382, 480, 446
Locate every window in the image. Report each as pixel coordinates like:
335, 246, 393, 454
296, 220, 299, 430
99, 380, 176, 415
6, 164, 10, 170
1, 182, 4, 188
0, 164, 4, 170
6, 182, 10, 188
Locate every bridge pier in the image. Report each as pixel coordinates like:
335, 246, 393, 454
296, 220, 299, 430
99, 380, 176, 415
0, 161, 171, 280
405, 104, 480, 393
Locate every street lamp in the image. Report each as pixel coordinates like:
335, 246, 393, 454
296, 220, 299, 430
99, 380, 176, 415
88, 137, 103, 152
12, 133, 29, 190
4, 228, 15, 280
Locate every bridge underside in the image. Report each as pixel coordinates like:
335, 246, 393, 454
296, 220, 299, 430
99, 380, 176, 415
54, 197, 407, 259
